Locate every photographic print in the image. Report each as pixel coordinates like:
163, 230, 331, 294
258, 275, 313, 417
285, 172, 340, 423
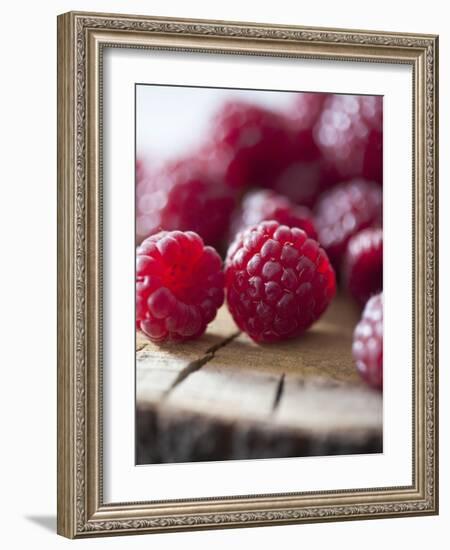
57, 11, 437, 538
135, 85, 383, 464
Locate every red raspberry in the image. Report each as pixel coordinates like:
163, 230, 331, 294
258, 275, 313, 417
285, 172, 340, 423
314, 94, 383, 184
271, 154, 339, 208
272, 92, 338, 207
207, 100, 293, 190
136, 157, 148, 184
344, 228, 383, 306
197, 142, 249, 191
225, 221, 336, 343
136, 230, 224, 342
352, 293, 383, 389
229, 189, 317, 241
314, 179, 382, 268
136, 157, 236, 246
288, 92, 329, 159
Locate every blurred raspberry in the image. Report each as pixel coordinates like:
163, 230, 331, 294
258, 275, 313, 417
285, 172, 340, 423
136, 230, 224, 342
225, 220, 335, 343
352, 293, 383, 390
207, 100, 293, 190
288, 92, 329, 159
197, 142, 250, 191
271, 154, 338, 208
229, 189, 317, 241
344, 227, 383, 306
136, 157, 236, 246
314, 94, 383, 184
272, 92, 338, 207
136, 157, 148, 184
314, 179, 382, 268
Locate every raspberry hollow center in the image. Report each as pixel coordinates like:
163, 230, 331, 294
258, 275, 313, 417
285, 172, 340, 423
164, 261, 196, 303
136, 230, 224, 343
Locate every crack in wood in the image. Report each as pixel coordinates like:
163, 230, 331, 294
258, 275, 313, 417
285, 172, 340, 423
205, 331, 240, 354
272, 373, 286, 412
162, 331, 240, 397
136, 342, 147, 352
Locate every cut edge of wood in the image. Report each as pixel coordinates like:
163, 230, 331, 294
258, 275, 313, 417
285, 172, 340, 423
136, 402, 383, 465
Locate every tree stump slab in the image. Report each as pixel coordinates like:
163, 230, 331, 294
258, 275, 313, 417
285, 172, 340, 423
136, 293, 382, 464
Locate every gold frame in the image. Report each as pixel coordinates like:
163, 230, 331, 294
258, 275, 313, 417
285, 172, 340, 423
57, 11, 439, 538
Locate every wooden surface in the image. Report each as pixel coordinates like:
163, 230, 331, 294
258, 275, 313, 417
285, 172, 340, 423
136, 294, 382, 464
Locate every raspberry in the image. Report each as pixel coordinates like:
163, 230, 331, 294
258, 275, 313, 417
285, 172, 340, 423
314, 94, 383, 184
271, 92, 338, 207
314, 179, 382, 268
207, 100, 293, 190
136, 157, 148, 184
135, 157, 236, 246
136, 230, 224, 342
197, 142, 249, 191
352, 293, 383, 389
344, 228, 383, 306
229, 189, 317, 241
225, 221, 336, 343
288, 92, 329, 159
272, 156, 338, 208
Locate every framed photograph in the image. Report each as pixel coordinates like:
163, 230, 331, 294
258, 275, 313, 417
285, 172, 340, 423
57, 11, 439, 538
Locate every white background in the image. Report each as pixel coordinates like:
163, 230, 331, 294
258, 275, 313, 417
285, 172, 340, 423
105, 51, 412, 501
0, 0, 447, 548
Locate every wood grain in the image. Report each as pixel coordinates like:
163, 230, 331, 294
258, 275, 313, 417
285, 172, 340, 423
136, 294, 382, 464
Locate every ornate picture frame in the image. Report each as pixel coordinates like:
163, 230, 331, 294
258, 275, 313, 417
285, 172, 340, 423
57, 11, 438, 538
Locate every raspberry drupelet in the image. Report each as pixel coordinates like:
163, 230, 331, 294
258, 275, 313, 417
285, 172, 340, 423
314, 179, 382, 269
136, 230, 225, 343
352, 293, 383, 390
344, 227, 383, 306
225, 221, 336, 343
229, 189, 317, 242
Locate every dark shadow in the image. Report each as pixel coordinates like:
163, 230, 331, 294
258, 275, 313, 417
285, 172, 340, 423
25, 515, 56, 533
